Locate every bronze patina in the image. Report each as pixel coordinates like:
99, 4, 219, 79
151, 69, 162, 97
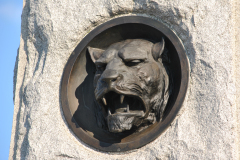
61, 16, 189, 152
88, 38, 171, 133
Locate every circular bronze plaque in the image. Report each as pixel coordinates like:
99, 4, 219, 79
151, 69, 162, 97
61, 16, 189, 152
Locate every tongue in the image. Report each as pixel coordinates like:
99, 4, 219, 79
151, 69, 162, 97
114, 98, 128, 113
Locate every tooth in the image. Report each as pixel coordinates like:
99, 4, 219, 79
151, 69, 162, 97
127, 104, 129, 112
102, 97, 107, 105
120, 95, 124, 104
108, 108, 111, 115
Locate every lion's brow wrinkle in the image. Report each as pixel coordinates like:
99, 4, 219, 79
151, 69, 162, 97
128, 83, 143, 91
118, 49, 148, 61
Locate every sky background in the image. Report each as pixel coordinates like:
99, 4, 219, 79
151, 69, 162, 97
0, 0, 22, 159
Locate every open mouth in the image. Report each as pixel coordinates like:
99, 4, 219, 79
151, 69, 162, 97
97, 91, 146, 132
98, 91, 146, 117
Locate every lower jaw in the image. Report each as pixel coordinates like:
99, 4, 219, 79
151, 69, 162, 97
107, 111, 144, 133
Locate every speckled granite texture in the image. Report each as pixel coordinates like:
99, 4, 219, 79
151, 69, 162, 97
10, 0, 240, 159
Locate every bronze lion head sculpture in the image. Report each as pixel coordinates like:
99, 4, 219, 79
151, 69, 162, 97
88, 38, 171, 133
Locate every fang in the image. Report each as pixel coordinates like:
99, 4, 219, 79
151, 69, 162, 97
102, 97, 107, 105
120, 95, 124, 104
125, 104, 129, 112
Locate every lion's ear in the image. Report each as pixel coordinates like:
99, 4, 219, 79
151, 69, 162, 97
87, 47, 105, 63
152, 38, 165, 61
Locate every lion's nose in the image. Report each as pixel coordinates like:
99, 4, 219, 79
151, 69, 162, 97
101, 69, 120, 84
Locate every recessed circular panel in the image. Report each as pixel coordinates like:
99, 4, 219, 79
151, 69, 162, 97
61, 16, 189, 152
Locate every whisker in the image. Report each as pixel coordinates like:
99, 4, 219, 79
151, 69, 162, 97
125, 83, 143, 95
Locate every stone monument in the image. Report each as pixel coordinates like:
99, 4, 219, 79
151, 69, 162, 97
10, 0, 240, 159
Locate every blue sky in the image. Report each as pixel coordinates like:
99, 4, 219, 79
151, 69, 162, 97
0, 0, 22, 159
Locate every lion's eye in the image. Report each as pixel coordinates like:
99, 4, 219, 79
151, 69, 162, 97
96, 64, 106, 72
125, 60, 143, 66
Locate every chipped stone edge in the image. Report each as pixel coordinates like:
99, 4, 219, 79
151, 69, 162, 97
9, 37, 27, 159
9, 1, 27, 159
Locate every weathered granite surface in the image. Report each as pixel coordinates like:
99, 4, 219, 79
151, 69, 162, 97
10, 0, 240, 159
